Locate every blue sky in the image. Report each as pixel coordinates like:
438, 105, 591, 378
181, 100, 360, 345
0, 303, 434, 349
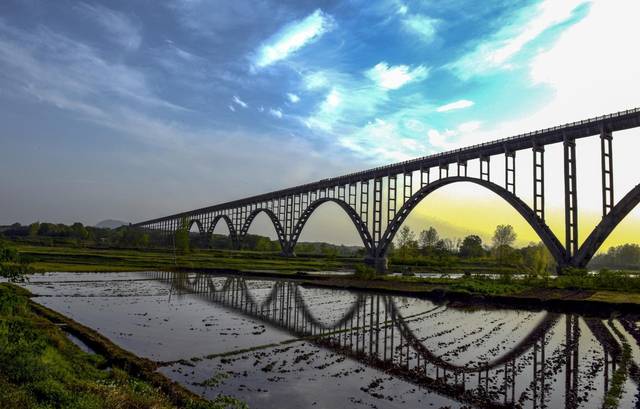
1, 0, 639, 244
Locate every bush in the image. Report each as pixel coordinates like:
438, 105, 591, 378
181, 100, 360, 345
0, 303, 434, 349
354, 264, 376, 280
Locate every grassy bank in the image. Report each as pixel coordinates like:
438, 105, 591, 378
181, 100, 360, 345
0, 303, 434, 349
11, 243, 640, 309
16, 244, 354, 273
0, 283, 245, 409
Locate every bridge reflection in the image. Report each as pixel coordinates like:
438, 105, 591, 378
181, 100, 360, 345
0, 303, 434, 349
152, 272, 636, 409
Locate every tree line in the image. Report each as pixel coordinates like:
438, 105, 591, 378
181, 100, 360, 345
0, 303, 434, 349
2, 221, 638, 271
392, 224, 554, 274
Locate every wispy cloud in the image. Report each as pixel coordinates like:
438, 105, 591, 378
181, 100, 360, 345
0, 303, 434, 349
436, 99, 474, 112
232, 95, 248, 108
449, 0, 588, 79
365, 62, 429, 90
287, 93, 300, 103
76, 3, 141, 50
402, 14, 438, 43
253, 9, 334, 69
0, 20, 186, 144
428, 121, 481, 149
269, 108, 283, 118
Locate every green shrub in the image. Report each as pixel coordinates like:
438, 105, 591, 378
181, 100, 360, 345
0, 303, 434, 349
354, 264, 376, 280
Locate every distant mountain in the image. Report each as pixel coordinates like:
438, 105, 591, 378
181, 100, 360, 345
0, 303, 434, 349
95, 219, 128, 229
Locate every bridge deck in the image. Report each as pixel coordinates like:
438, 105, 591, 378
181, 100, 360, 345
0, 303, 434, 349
134, 107, 640, 225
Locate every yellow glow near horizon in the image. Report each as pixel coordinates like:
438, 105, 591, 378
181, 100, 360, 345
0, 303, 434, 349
404, 190, 640, 251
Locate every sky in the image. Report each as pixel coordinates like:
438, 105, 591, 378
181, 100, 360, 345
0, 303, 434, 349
0, 0, 638, 249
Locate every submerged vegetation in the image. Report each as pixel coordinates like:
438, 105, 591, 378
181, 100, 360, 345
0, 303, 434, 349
0, 283, 246, 409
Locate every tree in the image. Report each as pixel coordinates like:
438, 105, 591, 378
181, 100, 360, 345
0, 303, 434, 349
71, 222, 89, 240
28, 222, 40, 237
174, 218, 190, 253
459, 235, 484, 258
396, 226, 418, 258
493, 224, 517, 263
418, 227, 439, 251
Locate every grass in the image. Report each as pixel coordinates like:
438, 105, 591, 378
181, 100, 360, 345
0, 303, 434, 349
12, 243, 640, 306
17, 244, 353, 273
0, 283, 246, 409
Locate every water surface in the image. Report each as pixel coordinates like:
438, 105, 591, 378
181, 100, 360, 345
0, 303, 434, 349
24, 271, 640, 409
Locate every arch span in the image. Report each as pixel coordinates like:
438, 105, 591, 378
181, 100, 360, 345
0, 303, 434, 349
288, 198, 375, 254
574, 184, 640, 267
187, 219, 205, 235
388, 299, 561, 373
207, 214, 238, 243
377, 176, 567, 265
239, 208, 287, 251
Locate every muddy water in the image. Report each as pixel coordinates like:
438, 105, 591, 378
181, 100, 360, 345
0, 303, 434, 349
23, 271, 640, 409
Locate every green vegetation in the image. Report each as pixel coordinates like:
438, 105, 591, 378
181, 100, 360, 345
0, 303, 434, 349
389, 224, 555, 276
0, 241, 40, 282
13, 244, 354, 273
0, 221, 362, 257
603, 319, 632, 409
0, 283, 245, 409
591, 244, 640, 271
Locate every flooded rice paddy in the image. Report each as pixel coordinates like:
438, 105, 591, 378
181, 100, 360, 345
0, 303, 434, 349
23, 271, 640, 408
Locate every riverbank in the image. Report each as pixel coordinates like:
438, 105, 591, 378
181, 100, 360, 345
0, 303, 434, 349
10, 244, 640, 312
16, 244, 355, 272
0, 283, 246, 409
169, 268, 640, 316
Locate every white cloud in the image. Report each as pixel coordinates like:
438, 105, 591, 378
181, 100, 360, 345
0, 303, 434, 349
457, 120, 482, 133
269, 108, 283, 118
397, 4, 408, 15
402, 14, 438, 43
339, 118, 423, 162
257, 105, 264, 112
76, 3, 141, 50
427, 128, 455, 149
253, 9, 334, 69
436, 99, 475, 112
287, 93, 300, 103
228, 104, 235, 112
365, 62, 429, 90
232, 95, 248, 108
449, 0, 588, 78
321, 88, 341, 111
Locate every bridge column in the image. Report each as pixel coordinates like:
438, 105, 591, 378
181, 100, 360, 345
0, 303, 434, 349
280, 242, 295, 257
420, 166, 430, 187
533, 144, 545, 221
563, 135, 579, 257
600, 126, 614, 218
505, 151, 516, 194
364, 254, 388, 274
480, 156, 490, 181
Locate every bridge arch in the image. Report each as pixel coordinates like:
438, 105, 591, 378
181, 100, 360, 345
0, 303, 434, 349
387, 299, 560, 373
573, 184, 640, 267
239, 208, 287, 251
187, 219, 205, 235
288, 198, 375, 254
207, 215, 238, 243
377, 176, 567, 265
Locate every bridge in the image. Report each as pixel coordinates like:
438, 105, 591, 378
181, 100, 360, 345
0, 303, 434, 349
153, 271, 638, 408
134, 108, 640, 272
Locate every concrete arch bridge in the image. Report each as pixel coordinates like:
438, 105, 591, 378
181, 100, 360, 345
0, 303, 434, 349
135, 109, 640, 272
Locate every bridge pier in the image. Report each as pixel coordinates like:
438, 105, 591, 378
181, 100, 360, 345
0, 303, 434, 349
364, 255, 388, 274
280, 243, 295, 257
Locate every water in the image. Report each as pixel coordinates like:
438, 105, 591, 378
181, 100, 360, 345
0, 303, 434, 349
22, 271, 640, 408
